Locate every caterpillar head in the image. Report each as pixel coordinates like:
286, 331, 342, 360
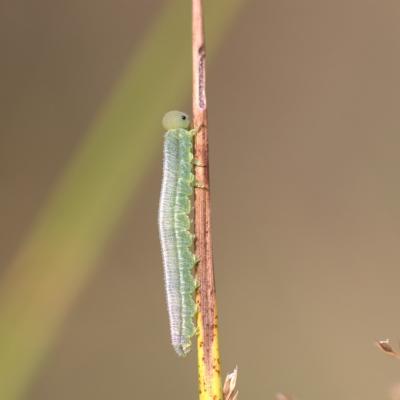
162, 110, 191, 130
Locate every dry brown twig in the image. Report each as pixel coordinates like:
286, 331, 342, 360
192, 1, 224, 399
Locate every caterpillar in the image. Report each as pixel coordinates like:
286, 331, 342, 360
158, 110, 197, 356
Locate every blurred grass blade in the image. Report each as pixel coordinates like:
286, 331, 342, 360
0, 0, 245, 398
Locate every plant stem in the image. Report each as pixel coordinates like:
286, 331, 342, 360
192, 1, 223, 400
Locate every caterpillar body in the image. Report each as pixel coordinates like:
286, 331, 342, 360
158, 110, 197, 356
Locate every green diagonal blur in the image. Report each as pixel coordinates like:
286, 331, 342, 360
0, 1, 245, 398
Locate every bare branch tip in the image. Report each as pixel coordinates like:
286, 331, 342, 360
376, 338, 400, 359
223, 366, 239, 400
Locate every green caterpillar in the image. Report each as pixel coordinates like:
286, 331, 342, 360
158, 110, 197, 356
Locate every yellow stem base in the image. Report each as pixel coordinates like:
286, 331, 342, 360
197, 304, 223, 400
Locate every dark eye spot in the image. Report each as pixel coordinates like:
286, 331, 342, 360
181, 115, 186, 120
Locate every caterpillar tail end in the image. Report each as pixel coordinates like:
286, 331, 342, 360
173, 341, 192, 357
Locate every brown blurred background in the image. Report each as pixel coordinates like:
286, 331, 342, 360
2, 0, 400, 399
